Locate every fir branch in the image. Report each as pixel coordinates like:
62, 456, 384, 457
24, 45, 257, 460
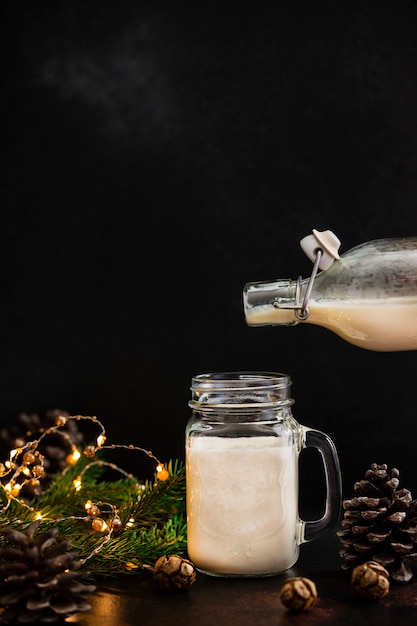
65, 515, 188, 577
1, 412, 187, 578
0, 454, 187, 577
130, 459, 186, 526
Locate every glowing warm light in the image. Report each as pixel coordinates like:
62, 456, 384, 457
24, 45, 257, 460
156, 465, 169, 481
66, 448, 81, 465
55, 415, 67, 427
96, 435, 106, 447
73, 476, 82, 491
136, 484, 145, 499
35, 512, 43, 520
84, 500, 100, 516
9, 483, 22, 497
126, 517, 135, 528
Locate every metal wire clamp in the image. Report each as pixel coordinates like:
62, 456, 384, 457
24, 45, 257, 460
273, 248, 323, 321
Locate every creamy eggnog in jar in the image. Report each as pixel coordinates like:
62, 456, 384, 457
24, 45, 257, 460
186, 436, 298, 576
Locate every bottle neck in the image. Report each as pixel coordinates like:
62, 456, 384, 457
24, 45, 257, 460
243, 279, 307, 326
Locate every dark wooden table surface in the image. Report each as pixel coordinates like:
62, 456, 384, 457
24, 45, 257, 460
69, 530, 417, 626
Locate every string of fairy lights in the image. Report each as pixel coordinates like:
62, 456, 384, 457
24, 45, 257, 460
0, 414, 170, 565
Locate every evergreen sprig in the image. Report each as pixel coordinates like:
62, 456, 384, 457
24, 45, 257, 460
0, 453, 187, 578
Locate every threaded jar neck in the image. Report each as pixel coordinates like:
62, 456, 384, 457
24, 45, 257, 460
189, 372, 294, 411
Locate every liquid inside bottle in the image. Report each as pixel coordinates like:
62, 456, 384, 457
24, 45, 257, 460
243, 237, 417, 351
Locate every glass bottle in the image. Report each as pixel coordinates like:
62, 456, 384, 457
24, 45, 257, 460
185, 371, 342, 577
243, 231, 417, 351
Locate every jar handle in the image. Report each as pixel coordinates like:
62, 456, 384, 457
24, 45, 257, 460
298, 427, 342, 543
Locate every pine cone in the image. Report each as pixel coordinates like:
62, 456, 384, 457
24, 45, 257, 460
0, 519, 95, 623
279, 577, 318, 611
0, 409, 84, 497
337, 463, 417, 583
153, 555, 197, 591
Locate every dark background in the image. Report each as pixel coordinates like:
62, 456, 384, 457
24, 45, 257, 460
2, 1, 417, 503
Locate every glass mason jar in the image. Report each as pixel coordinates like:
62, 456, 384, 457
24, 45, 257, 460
185, 372, 342, 577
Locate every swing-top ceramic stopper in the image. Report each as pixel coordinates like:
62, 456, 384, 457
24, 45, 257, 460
299, 229, 341, 270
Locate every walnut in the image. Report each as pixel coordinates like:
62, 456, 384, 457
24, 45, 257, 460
153, 555, 196, 591
350, 561, 390, 600
279, 577, 318, 611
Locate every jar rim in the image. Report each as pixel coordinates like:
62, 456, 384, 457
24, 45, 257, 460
190, 371, 291, 389
189, 371, 293, 409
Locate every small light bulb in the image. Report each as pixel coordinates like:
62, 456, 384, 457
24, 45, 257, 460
96, 435, 106, 447
10, 483, 22, 497
55, 415, 67, 427
66, 449, 81, 465
156, 465, 169, 481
